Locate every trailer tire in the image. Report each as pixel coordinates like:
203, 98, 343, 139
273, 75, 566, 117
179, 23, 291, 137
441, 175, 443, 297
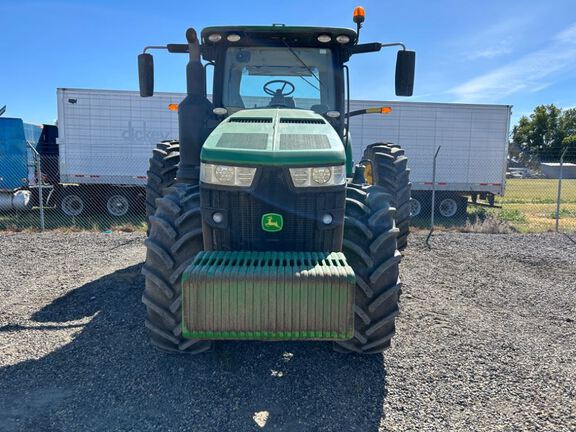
436, 194, 467, 219
336, 184, 401, 354
363, 143, 411, 250
142, 183, 213, 354
105, 191, 132, 217
59, 187, 87, 217
145, 141, 180, 225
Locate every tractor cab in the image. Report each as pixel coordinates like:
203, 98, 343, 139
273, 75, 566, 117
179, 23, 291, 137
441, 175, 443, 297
201, 26, 356, 123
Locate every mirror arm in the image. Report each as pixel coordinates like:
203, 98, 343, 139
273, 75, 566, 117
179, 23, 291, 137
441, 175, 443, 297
143, 45, 167, 54
143, 44, 189, 54
380, 42, 406, 51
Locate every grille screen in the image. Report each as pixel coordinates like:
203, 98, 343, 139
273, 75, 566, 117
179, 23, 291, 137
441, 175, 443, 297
216, 133, 268, 149
279, 134, 331, 150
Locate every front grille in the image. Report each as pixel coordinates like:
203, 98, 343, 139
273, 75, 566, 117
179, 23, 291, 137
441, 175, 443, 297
201, 168, 345, 252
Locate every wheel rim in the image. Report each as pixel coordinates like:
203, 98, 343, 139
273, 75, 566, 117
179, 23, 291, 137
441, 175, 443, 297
107, 194, 130, 217
438, 198, 458, 217
409, 198, 422, 217
61, 195, 84, 216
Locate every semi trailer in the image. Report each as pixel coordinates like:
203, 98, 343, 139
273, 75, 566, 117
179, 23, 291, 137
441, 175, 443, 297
55, 89, 510, 218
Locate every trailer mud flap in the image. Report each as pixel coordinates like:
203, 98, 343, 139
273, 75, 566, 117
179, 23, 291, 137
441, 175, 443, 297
181, 251, 355, 340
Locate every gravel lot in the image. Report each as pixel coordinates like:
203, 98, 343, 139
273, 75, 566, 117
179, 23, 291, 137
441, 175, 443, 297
0, 231, 574, 431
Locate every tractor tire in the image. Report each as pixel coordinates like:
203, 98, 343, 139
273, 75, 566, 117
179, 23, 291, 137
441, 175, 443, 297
335, 183, 401, 354
145, 141, 180, 225
141, 183, 213, 354
363, 143, 411, 251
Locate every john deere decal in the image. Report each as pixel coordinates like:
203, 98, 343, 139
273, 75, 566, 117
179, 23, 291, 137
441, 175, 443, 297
261, 213, 283, 232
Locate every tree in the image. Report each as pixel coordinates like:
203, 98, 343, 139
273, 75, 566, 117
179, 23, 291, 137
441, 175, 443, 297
511, 104, 576, 164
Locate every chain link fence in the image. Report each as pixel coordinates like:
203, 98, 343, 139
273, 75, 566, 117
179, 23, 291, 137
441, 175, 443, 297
1, 149, 575, 235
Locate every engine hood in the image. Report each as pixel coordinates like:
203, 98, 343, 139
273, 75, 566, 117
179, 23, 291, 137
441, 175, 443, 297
200, 109, 345, 167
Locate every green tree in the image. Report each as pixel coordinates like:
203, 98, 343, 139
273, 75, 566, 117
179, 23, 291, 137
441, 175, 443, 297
511, 104, 576, 163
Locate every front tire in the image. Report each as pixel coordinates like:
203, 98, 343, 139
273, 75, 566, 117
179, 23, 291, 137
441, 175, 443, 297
335, 184, 402, 354
142, 183, 213, 354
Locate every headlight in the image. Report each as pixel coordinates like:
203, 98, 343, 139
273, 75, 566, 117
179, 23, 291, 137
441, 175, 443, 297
200, 163, 257, 187
289, 165, 346, 187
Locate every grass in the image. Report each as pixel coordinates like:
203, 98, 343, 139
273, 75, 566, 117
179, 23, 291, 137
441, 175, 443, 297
494, 179, 576, 232
0, 208, 147, 232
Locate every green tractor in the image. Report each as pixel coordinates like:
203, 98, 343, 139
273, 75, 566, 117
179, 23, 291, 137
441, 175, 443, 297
138, 8, 415, 354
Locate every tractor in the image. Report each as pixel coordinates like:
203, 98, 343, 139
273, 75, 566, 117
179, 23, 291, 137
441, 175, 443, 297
138, 7, 415, 354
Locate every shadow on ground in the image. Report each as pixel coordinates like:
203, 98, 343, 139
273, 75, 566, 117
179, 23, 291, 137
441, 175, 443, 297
0, 265, 386, 432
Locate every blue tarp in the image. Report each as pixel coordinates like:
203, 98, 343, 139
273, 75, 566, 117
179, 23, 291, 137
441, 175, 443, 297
0, 118, 42, 191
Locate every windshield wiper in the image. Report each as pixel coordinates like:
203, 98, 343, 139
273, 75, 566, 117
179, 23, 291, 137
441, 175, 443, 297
281, 39, 324, 91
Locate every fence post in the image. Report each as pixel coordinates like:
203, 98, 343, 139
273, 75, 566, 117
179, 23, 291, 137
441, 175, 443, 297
26, 141, 45, 231
426, 146, 441, 247
555, 146, 568, 233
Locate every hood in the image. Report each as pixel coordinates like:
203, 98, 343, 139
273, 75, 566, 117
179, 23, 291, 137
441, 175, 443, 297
200, 109, 345, 167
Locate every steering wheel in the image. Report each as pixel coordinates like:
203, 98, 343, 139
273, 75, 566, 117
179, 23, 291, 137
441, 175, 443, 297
263, 80, 295, 97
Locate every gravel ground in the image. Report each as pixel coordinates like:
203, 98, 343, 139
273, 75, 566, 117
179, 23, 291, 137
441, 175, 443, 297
0, 231, 574, 431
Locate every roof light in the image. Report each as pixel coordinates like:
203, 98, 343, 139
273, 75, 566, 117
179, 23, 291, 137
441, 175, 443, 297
208, 33, 222, 42
317, 34, 332, 43
168, 104, 178, 112
227, 34, 241, 42
336, 35, 351, 44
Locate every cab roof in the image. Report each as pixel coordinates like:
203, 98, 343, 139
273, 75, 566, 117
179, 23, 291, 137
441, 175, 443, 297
200, 25, 357, 61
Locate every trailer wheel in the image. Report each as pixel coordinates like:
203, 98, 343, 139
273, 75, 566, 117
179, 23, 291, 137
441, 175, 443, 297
146, 141, 180, 224
438, 197, 458, 218
105, 192, 131, 217
336, 184, 401, 354
59, 188, 86, 217
436, 195, 467, 218
363, 143, 411, 250
142, 183, 213, 354
409, 197, 422, 217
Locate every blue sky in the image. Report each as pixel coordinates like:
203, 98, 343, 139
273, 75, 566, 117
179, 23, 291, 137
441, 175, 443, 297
1, 0, 575, 126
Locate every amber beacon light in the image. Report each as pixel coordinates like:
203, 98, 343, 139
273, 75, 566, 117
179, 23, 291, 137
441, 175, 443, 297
353, 6, 365, 24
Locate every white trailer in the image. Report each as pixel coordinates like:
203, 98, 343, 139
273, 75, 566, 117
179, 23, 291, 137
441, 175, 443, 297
348, 100, 511, 217
56, 88, 510, 218
56, 88, 184, 216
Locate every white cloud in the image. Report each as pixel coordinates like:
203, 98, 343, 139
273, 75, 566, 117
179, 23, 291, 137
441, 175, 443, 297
450, 23, 576, 103
556, 23, 576, 42
467, 46, 513, 60
456, 16, 533, 61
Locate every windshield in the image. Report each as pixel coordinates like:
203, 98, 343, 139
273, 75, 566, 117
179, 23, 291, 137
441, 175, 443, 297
222, 46, 336, 112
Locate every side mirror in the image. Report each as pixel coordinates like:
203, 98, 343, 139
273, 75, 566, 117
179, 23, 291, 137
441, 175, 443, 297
138, 53, 154, 97
395, 50, 415, 97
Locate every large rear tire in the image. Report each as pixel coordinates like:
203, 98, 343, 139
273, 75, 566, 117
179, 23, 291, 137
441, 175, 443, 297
363, 143, 411, 250
142, 183, 213, 354
145, 141, 180, 226
335, 184, 401, 354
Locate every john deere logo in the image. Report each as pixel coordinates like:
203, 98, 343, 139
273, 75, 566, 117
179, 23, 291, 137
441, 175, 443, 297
262, 213, 283, 232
